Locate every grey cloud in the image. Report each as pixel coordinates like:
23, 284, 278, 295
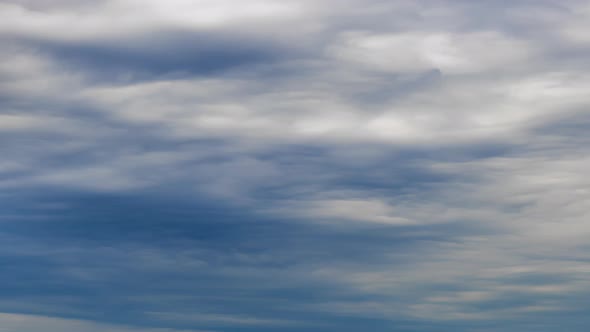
23, 30, 290, 83
2, 0, 590, 331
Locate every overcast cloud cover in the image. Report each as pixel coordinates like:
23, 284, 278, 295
1, 0, 590, 331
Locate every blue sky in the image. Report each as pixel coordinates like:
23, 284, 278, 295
1, 0, 590, 331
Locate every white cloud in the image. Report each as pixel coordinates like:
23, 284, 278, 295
2, 0, 590, 326
295, 197, 413, 225
328, 31, 533, 74
0, 0, 307, 43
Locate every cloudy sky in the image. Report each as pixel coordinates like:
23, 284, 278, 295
1, 0, 590, 331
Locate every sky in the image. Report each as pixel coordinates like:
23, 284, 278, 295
1, 0, 590, 331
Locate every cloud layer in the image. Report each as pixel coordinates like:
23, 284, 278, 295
1, 0, 590, 331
